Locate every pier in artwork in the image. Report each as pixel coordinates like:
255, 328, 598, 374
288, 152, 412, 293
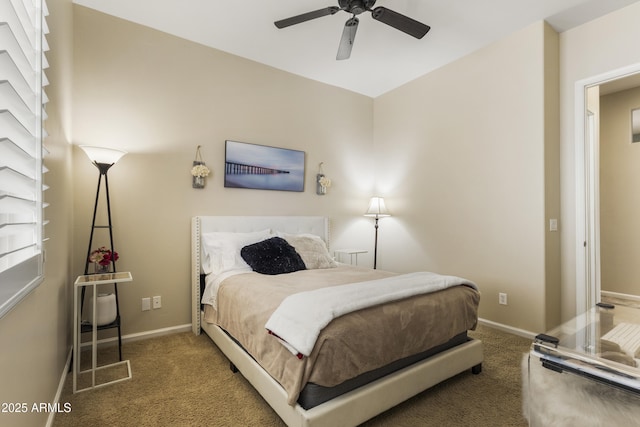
225, 162, 290, 175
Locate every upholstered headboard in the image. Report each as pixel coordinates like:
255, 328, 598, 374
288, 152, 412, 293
191, 216, 330, 334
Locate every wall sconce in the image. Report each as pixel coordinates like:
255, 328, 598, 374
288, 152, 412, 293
316, 162, 331, 195
191, 145, 210, 189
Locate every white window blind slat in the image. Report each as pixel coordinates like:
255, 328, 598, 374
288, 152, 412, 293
0, 83, 37, 133
0, 28, 37, 93
0, 137, 37, 175
0, 224, 37, 257
0, 51, 32, 103
0, 222, 36, 236
11, 0, 34, 23
3, 1, 36, 62
0, 0, 46, 319
0, 112, 37, 157
0, 168, 36, 199
0, 26, 36, 80
0, 195, 36, 216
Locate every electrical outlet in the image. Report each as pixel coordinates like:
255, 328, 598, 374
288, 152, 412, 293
499, 293, 508, 305
152, 295, 162, 309
142, 297, 151, 311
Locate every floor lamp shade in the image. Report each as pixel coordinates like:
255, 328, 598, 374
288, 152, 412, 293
364, 197, 390, 269
80, 145, 127, 173
364, 197, 390, 218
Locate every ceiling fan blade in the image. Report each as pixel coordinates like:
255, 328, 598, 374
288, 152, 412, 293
371, 7, 430, 39
275, 6, 340, 29
336, 17, 359, 60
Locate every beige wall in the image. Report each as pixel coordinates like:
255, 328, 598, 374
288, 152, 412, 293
373, 22, 559, 333
600, 87, 640, 296
0, 1, 75, 426
71, 6, 376, 335
560, 1, 640, 321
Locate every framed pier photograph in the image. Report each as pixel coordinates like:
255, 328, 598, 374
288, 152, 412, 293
224, 140, 305, 192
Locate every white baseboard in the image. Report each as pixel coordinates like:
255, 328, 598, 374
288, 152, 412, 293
79, 323, 192, 349
478, 317, 537, 340
120, 323, 192, 343
601, 290, 640, 302
47, 348, 72, 427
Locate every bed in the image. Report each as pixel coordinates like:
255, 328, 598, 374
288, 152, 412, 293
191, 215, 483, 427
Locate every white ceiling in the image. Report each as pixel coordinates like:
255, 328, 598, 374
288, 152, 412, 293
73, 0, 640, 98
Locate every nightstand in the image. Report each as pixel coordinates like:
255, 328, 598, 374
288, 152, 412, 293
73, 271, 133, 393
334, 249, 368, 265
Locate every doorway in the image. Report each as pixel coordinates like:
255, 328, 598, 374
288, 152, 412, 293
576, 63, 640, 314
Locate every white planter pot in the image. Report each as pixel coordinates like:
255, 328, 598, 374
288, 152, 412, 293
87, 293, 117, 326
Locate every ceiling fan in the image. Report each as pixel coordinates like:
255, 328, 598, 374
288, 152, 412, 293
274, 0, 431, 60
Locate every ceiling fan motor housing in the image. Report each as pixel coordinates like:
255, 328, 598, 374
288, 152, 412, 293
339, 0, 376, 15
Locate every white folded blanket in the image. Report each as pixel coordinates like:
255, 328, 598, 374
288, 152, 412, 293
265, 271, 478, 357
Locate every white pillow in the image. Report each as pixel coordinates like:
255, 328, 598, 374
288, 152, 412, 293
201, 229, 271, 275
276, 232, 337, 269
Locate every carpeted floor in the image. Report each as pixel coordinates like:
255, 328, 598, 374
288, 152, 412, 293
53, 324, 532, 426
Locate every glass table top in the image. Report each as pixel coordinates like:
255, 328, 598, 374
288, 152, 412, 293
531, 302, 640, 393
74, 271, 133, 286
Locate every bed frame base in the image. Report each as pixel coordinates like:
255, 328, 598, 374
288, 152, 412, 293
201, 317, 483, 427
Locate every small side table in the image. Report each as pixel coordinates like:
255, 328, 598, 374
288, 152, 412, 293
334, 249, 368, 266
73, 271, 133, 393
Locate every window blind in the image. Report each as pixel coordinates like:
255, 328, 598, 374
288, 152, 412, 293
0, 0, 48, 319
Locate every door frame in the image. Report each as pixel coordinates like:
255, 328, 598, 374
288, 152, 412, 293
574, 62, 640, 315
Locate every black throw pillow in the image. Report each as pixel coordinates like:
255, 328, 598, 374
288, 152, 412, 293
241, 237, 306, 275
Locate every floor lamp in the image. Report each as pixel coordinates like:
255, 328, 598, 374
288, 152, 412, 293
80, 145, 127, 359
364, 197, 390, 269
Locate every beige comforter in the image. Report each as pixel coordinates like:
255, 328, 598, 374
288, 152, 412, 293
204, 266, 480, 405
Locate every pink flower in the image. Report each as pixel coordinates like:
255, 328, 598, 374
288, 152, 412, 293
89, 246, 119, 266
